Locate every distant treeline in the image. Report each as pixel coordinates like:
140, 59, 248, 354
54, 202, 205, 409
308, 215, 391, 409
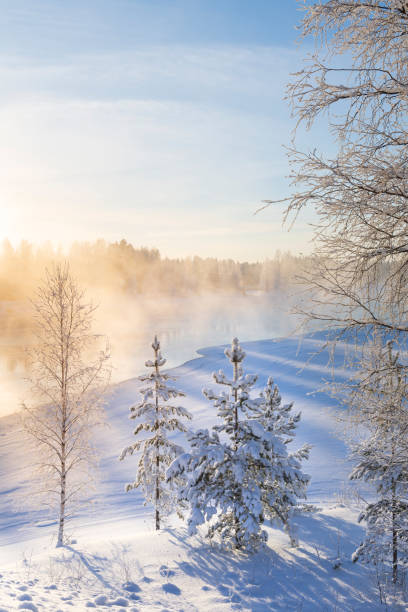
0, 239, 311, 301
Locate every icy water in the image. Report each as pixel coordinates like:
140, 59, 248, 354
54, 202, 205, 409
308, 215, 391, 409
0, 291, 299, 415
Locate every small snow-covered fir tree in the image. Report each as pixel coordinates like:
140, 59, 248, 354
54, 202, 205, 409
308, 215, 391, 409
168, 338, 310, 552
120, 336, 191, 530
349, 340, 408, 584
250, 377, 310, 545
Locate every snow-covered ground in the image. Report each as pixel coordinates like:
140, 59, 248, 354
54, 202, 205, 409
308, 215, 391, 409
0, 333, 405, 610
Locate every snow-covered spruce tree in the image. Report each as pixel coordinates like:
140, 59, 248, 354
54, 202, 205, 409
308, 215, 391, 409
250, 376, 310, 545
22, 264, 110, 548
120, 336, 191, 530
347, 340, 408, 584
168, 338, 310, 551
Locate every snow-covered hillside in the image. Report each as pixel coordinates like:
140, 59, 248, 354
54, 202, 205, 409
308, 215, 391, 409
0, 333, 404, 610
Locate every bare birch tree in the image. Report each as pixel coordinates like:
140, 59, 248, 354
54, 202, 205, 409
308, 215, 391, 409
264, 0, 408, 354
22, 264, 110, 547
261, 1, 408, 577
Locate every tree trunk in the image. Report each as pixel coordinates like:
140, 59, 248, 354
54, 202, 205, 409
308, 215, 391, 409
233, 360, 238, 447
57, 418, 67, 547
392, 479, 398, 584
57, 466, 66, 547
57, 299, 68, 548
155, 347, 160, 531
155, 453, 160, 531
232, 359, 240, 547
56, 409, 67, 547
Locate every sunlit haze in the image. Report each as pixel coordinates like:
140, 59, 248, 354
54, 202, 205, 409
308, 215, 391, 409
0, 0, 325, 418
0, 2, 403, 602
1, 0, 316, 260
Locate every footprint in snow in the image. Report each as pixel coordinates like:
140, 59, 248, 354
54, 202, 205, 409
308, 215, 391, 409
18, 594, 32, 601
18, 603, 38, 612
159, 565, 175, 578
93, 594, 130, 606
128, 593, 140, 601
162, 583, 181, 596
122, 581, 141, 593
217, 585, 241, 603
109, 597, 129, 607
217, 584, 230, 597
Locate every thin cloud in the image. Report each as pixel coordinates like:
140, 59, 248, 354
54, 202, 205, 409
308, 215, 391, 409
0, 42, 315, 259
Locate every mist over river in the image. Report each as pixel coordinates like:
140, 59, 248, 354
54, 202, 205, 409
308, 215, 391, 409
0, 291, 300, 416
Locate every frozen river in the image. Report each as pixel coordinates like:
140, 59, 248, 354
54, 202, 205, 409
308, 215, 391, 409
0, 290, 300, 415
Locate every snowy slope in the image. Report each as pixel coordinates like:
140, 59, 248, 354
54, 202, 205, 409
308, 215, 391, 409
0, 333, 404, 610
0, 508, 386, 611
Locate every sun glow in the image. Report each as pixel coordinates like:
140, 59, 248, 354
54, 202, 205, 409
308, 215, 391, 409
0, 205, 15, 243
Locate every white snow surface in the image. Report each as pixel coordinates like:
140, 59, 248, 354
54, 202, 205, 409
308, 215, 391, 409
0, 332, 405, 610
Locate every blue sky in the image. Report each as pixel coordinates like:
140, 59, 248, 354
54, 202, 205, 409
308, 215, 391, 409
0, 0, 318, 260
